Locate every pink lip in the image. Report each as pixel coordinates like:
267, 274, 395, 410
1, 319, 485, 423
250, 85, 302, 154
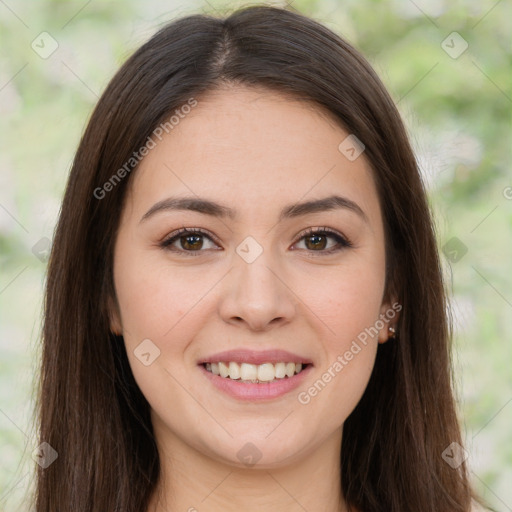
199, 363, 313, 402
198, 349, 313, 366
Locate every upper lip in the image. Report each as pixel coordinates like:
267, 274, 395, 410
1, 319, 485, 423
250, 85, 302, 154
198, 349, 313, 366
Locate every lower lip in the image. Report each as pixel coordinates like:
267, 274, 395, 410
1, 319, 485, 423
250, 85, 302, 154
199, 364, 312, 402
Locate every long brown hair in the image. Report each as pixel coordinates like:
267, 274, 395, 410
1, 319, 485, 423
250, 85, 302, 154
36, 5, 485, 511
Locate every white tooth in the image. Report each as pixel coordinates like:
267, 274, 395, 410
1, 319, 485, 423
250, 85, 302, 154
229, 361, 241, 380
240, 363, 258, 381
295, 363, 303, 374
219, 361, 229, 378
205, 362, 212, 372
258, 363, 276, 382
211, 362, 219, 375
274, 362, 286, 379
285, 362, 295, 377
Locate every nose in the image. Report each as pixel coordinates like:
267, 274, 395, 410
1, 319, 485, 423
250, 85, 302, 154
218, 250, 296, 332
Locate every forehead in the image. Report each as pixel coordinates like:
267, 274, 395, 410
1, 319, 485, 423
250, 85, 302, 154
126, 85, 381, 226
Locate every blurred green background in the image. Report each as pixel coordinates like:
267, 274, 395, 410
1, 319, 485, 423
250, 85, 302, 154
0, 0, 510, 510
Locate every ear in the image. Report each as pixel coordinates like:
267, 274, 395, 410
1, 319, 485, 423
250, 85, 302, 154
377, 297, 401, 344
107, 294, 123, 336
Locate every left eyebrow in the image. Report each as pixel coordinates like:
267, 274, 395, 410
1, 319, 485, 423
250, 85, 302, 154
139, 194, 369, 224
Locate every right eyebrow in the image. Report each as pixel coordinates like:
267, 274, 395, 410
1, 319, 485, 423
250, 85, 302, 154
139, 194, 369, 224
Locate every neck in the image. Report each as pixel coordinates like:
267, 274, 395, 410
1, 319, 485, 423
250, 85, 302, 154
147, 425, 347, 512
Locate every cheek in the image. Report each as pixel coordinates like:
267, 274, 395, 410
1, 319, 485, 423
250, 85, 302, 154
113, 246, 223, 399
292, 253, 384, 418
297, 343, 376, 441
113, 250, 210, 416
296, 272, 381, 431
114, 247, 202, 343
298, 253, 386, 347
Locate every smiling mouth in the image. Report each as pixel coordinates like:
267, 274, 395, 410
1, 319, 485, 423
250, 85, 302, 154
202, 361, 309, 384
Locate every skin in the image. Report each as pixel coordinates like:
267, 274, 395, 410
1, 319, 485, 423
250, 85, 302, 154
109, 84, 398, 512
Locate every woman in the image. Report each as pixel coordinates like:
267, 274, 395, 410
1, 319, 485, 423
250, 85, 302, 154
35, 4, 488, 511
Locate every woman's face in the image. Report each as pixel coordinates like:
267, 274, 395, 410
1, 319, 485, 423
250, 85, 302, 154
111, 85, 395, 468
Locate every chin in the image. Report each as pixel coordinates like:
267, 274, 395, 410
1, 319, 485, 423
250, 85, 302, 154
205, 431, 313, 469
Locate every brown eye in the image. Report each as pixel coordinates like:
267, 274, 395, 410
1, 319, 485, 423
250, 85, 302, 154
160, 228, 219, 255
179, 234, 204, 251
304, 232, 329, 250
294, 228, 352, 254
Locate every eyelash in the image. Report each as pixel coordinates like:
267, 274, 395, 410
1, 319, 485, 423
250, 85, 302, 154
159, 226, 353, 257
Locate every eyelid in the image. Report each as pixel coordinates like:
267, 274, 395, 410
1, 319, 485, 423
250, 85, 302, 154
294, 225, 346, 241
158, 228, 220, 258
159, 226, 352, 255
292, 226, 353, 252
160, 226, 220, 245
